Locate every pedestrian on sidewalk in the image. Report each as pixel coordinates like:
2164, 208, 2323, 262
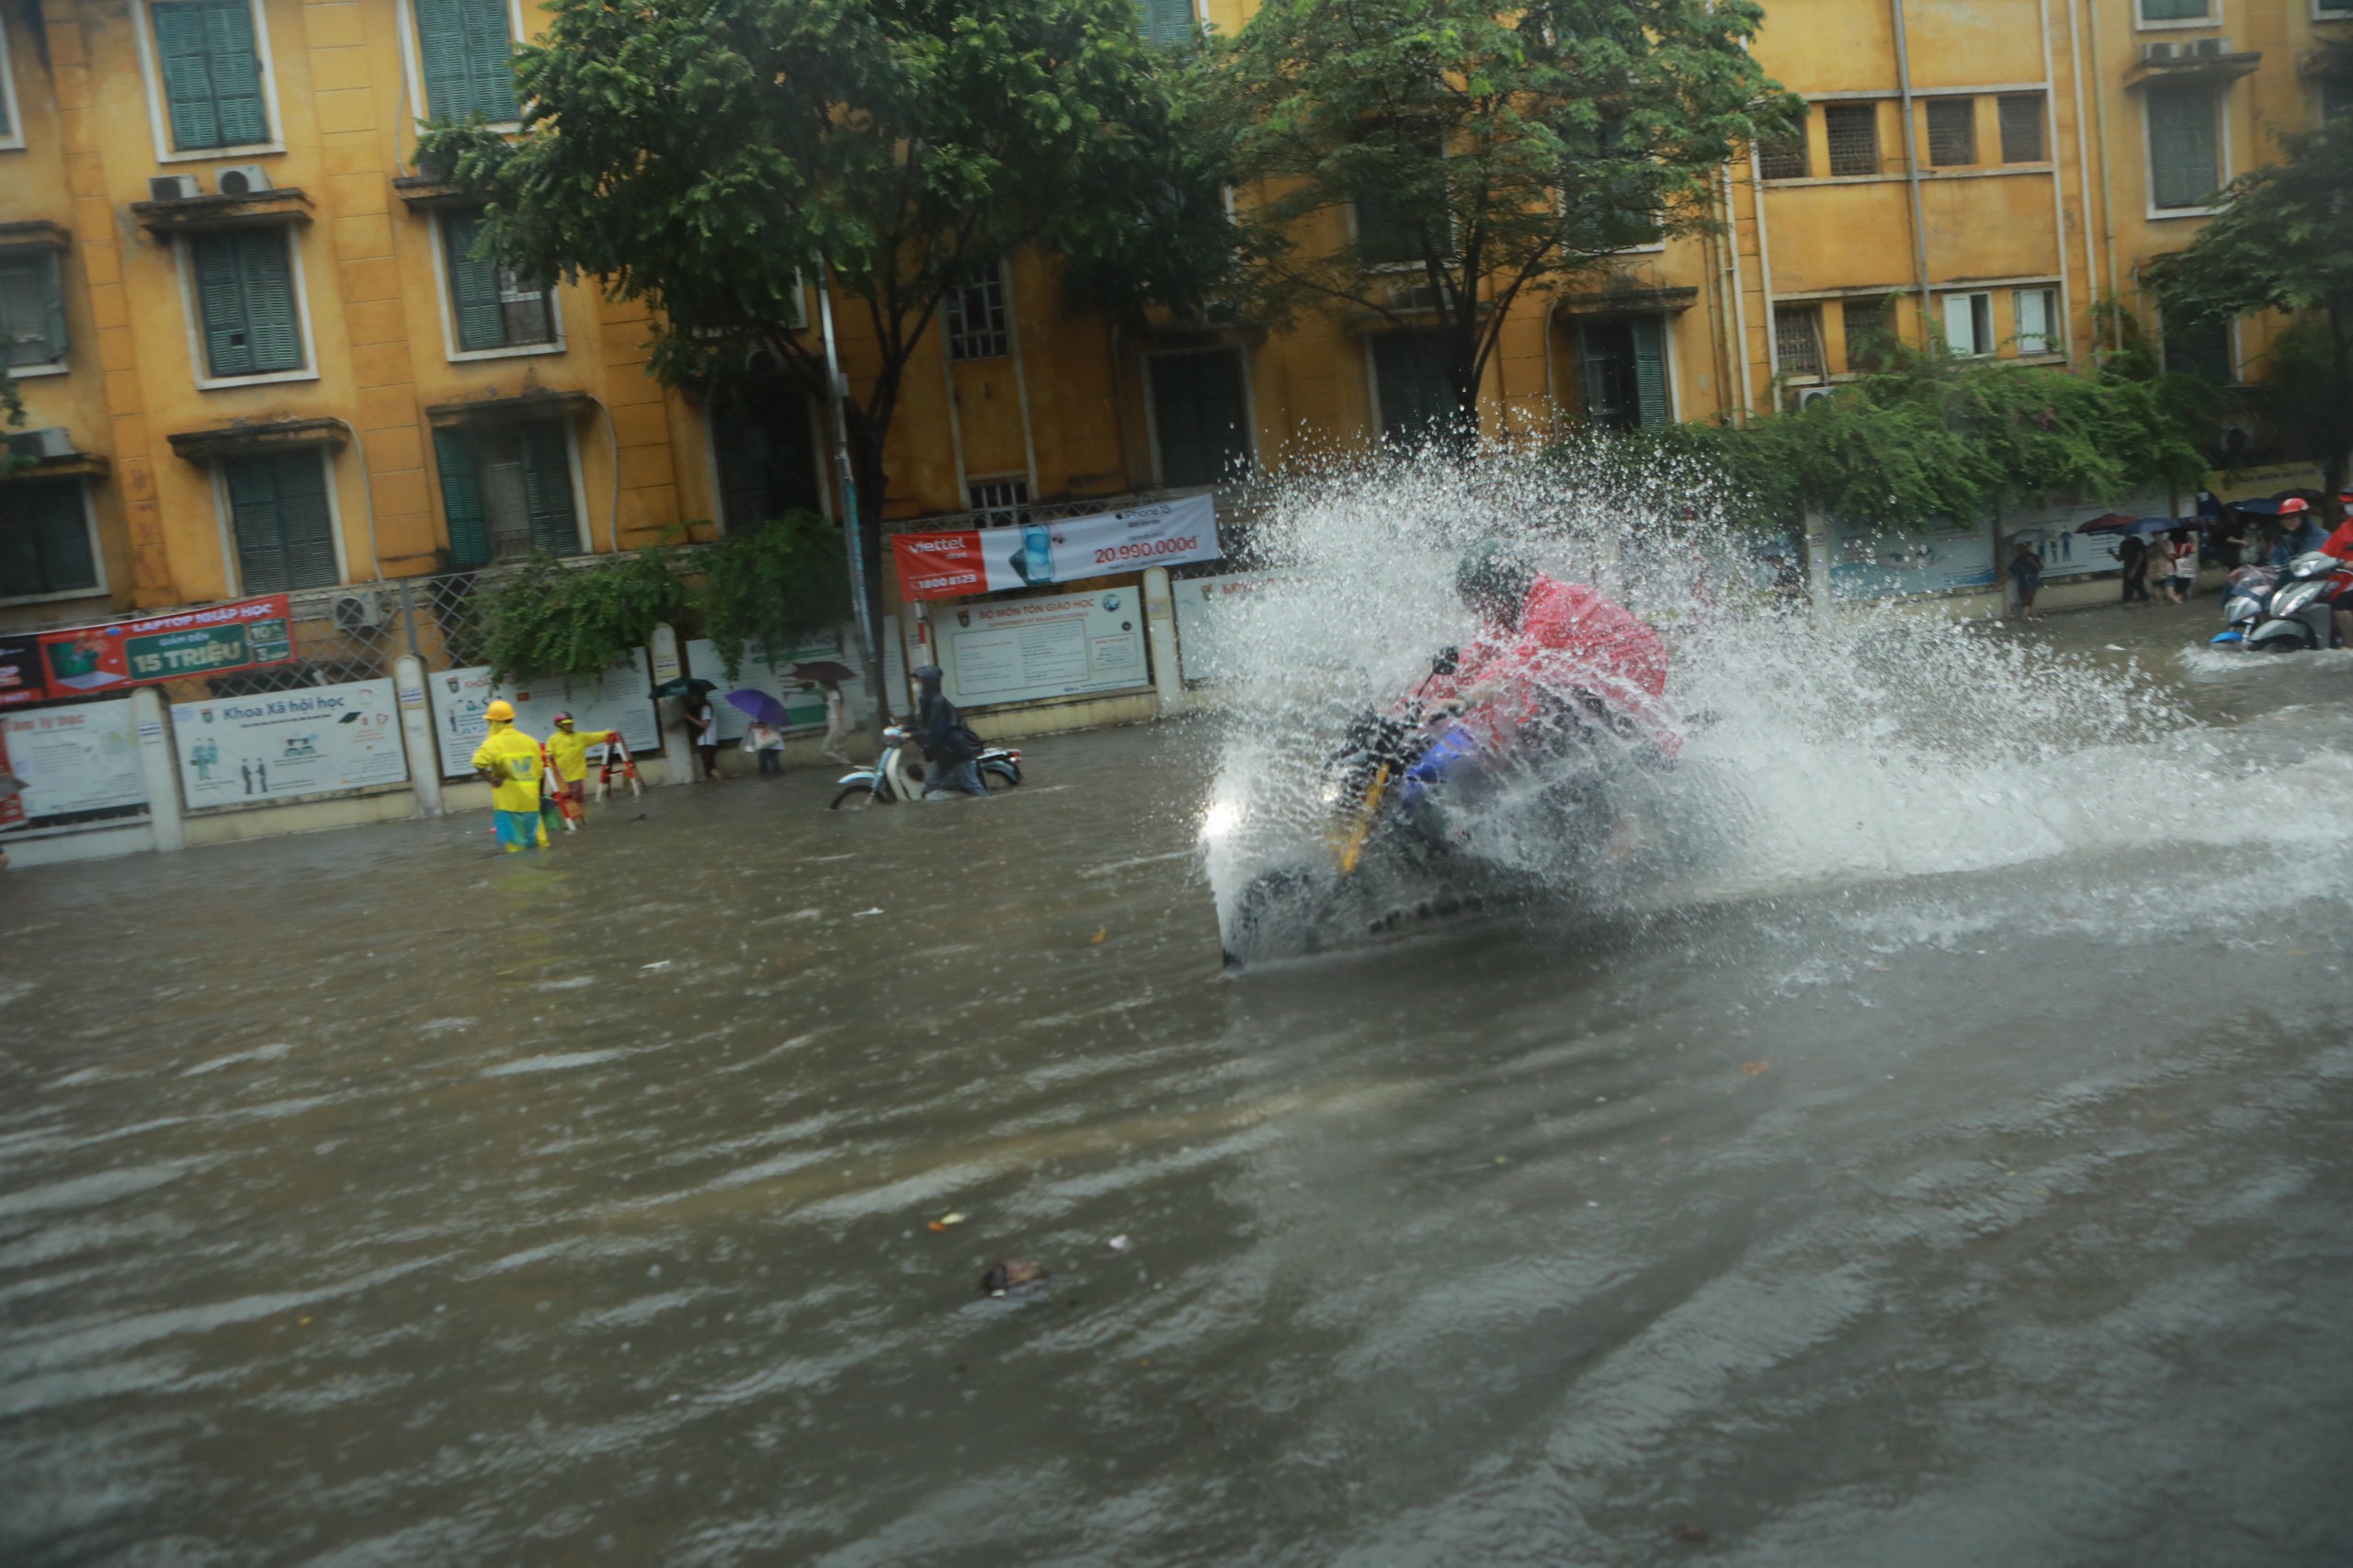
745, 719, 786, 776
681, 692, 722, 780
2163, 527, 2198, 603
472, 700, 550, 853
2119, 531, 2151, 604
2009, 538, 2044, 621
817, 680, 853, 766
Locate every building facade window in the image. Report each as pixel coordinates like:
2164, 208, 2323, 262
1927, 98, 1977, 166
441, 211, 554, 354
0, 479, 99, 601
944, 273, 1009, 361
190, 229, 304, 378
2321, 74, 2352, 122
968, 478, 1029, 521
1353, 187, 1428, 267
2162, 313, 2233, 381
223, 449, 337, 592
1756, 112, 1809, 180
2137, 0, 2210, 21
709, 392, 822, 533
0, 18, 23, 150
1137, 0, 1192, 48
0, 249, 68, 370
151, 0, 271, 152
1773, 305, 1824, 378
1824, 103, 1880, 177
434, 419, 580, 564
2015, 288, 2060, 355
1577, 316, 1672, 428
2147, 83, 2221, 210
1148, 349, 1252, 486
1841, 297, 1893, 369
1371, 333, 1457, 445
1941, 291, 1995, 356
413, 0, 517, 123
1998, 95, 2046, 162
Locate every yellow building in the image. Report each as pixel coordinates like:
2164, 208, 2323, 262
1, 0, 2345, 638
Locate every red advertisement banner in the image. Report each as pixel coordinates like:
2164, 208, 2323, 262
0, 634, 42, 707
36, 595, 296, 697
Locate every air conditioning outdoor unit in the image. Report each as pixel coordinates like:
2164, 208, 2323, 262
332, 593, 387, 633
6, 427, 77, 461
1797, 386, 1837, 409
214, 164, 273, 198
148, 174, 202, 201
2188, 36, 2230, 57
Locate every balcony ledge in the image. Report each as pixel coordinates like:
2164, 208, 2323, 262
131, 188, 314, 236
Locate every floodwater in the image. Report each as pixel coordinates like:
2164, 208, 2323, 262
3, 597, 2350, 1566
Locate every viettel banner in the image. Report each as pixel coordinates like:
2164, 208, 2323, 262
38, 595, 295, 696
892, 493, 1219, 601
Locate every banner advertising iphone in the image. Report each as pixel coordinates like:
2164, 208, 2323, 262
892, 494, 1220, 601
930, 587, 1150, 708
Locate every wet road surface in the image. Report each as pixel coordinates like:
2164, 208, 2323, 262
3, 596, 2350, 1565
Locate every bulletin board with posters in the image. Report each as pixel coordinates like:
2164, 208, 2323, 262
2004, 489, 2176, 579
1171, 570, 1294, 687
682, 631, 909, 744
427, 653, 658, 779
171, 680, 409, 807
1, 699, 147, 824
1828, 518, 1996, 600
928, 585, 1150, 709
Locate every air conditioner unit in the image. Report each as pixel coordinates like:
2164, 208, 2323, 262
6, 427, 77, 461
331, 593, 386, 633
214, 165, 272, 198
148, 174, 202, 202
2142, 41, 2183, 62
2188, 36, 2230, 57
1797, 386, 1837, 409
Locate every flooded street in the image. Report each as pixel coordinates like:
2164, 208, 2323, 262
5, 597, 2351, 1566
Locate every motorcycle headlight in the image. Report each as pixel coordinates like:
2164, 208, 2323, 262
2271, 580, 2326, 617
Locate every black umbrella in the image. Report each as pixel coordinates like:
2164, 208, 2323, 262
649, 676, 716, 701
785, 660, 858, 690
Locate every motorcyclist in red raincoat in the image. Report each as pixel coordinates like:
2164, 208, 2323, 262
1424, 540, 1681, 762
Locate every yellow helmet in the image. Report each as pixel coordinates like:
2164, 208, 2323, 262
484, 699, 517, 722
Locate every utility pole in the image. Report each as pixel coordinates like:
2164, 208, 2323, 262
814, 253, 890, 756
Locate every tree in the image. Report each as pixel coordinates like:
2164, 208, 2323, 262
420, 0, 1228, 708
2149, 110, 2353, 521
1209, 0, 1796, 448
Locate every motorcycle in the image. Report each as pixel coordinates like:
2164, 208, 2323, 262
2233, 551, 2350, 652
1212, 650, 1673, 967
2211, 563, 2278, 645
829, 724, 1021, 809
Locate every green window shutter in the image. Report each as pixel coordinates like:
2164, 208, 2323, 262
272, 451, 339, 588
0, 482, 97, 597
153, 4, 222, 150
193, 233, 254, 377
1630, 316, 1670, 427
441, 213, 506, 349
0, 253, 68, 368
1149, 351, 1250, 486
2148, 86, 2217, 210
518, 421, 579, 553
2140, 0, 2207, 18
434, 427, 491, 566
1138, 0, 1192, 47
416, 0, 517, 121
224, 451, 290, 592
201, 0, 269, 145
236, 231, 302, 373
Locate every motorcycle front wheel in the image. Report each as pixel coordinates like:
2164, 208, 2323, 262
830, 783, 886, 810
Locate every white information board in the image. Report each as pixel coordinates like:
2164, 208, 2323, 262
683, 628, 908, 744
1171, 571, 1294, 687
428, 653, 657, 779
1828, 519, 1995, 600
929, 587, 1150, 708
172, 679, 408, 806
1, 699, 146, 820
2005, 488, 2175, 579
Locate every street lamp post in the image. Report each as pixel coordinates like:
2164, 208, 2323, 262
813, 253, 890, 759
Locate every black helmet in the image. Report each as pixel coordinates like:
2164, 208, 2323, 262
1455, 538, 1535, 609
913, 665, 945, 691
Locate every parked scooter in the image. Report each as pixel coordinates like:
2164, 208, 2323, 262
2234, 551, 2352, 652
829, 725, 1021, 809
2211, 563, 2279, 645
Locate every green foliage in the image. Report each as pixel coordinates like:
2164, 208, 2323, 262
0, 365, 25, 479
2147, 111, 2353, 516
1208, 0, 1798, 437
477, 548, 688, 685
694, 511, 850, 682
1602, 346, 2211, 530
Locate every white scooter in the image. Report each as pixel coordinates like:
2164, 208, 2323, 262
829, 725, 1022, 809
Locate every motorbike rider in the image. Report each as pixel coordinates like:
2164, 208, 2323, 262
2317, 497, 2353, 649
912, 665, 989, 798
1426, 539, 1680, 762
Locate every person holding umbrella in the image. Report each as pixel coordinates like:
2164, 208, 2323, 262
725, 688, 790, 777
2117, 528, 2151, 604
2009, 535, 2045, 620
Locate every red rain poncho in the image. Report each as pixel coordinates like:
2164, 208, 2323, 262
1427, 574, 1680, 757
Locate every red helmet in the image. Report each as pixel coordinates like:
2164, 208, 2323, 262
551, 710, 574, 726
2279, 497, 2310, 515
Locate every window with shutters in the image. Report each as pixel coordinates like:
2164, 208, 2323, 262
1148, 349, 1252, 486
0, 480, 101, 601
1575, 317, 1672, 430
2136, 0, 2209, 22
709, 392, 822, 533
2162, 312, 2233, 381
1940, 291, 1995, 356
433, 420, 581, 565
1354, 187, 1429, 267
147, 0, 273, 153
943, 274, 1009, 361
2147, 84, 2222, 210
1773, 306, 1824, 378
1756, 112, 1809, 180
222, 449, 338, 592
0, 249, 68, 371
187, 228, 306, 381
439, 210, 555, 356
1371, 333, 1460, 446
1824, 103, 1881, 177
0, 22, 24, 151
2014, 288, 2061, 355
412, 0, 518, 124
1927, 99, 1977, 166
2325, 75, 2353, 122
1998, 95, 2046, 163
1136, 0, 1193, 48
1842, 297, 1893, 370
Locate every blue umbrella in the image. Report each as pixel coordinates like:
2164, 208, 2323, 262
725, 688, 788, 727
2232, 497, 2285, 517
2133, 517, 2185, 534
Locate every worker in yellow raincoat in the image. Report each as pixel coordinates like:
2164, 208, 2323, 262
472, 700, 550, 852
541, 711, 618, 830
